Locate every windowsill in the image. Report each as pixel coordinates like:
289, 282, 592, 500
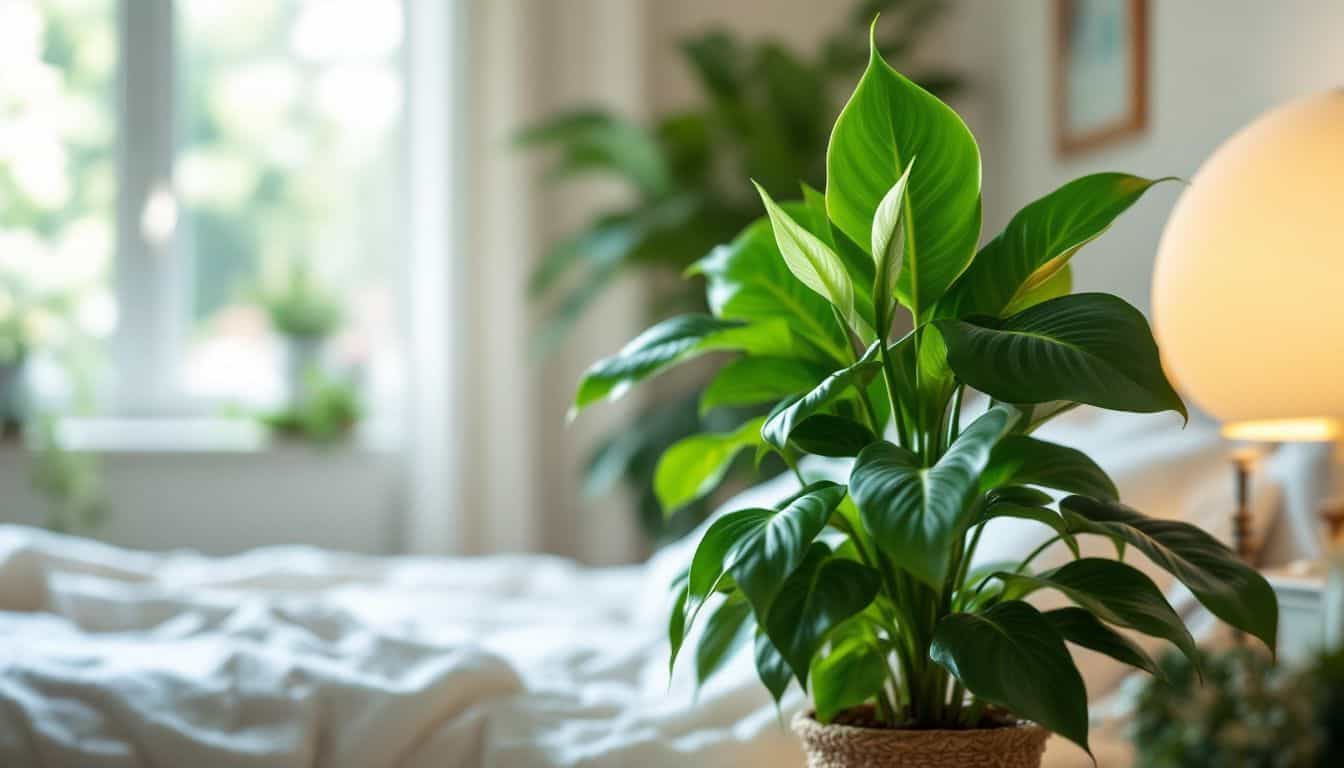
24, 417, 401, 455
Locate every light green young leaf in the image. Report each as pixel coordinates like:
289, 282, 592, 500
870, 158, 914, 326
654, 416, 767, 514
810, 635, 888, 723
754, 183, 861, 334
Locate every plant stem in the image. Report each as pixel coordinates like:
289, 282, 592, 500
1016, 534, 1063, 574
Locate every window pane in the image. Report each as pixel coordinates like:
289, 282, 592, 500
177, 0, 404, 410
0, 0, 118, 411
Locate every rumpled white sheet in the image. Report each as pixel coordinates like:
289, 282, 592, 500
0, 411, 1302, 767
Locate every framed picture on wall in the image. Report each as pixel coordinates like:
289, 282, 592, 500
1054, 0, 1148, 155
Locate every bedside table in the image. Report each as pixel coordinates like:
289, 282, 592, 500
1266, 562, 1342, 664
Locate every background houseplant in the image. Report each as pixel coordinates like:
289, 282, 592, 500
571, 29, 1278, 761
1134, 647, 1344, 767
521, 0, 961, 544
253, 258, 343, 407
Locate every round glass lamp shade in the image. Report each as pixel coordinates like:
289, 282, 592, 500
1153, 90, 1344, 442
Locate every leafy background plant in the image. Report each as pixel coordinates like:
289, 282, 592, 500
571, 28, 1278, 752
521, 0, 962, 544
1134, 647, 1344, 767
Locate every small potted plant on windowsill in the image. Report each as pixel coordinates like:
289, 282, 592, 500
570, 26, 1278, 768
254, 258, 343, 408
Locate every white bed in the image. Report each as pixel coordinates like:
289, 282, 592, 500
0, 410, 1311, 767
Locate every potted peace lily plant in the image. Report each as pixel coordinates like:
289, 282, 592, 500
570, 32, 1278, 768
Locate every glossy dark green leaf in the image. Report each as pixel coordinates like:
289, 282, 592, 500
654, 416, 767, 513
695, 598, 754, 690
1061, 495, 1279, 653
726, 482, 848, 620
826, 29, 981, 318
1044, 607, 1165, 681
755, 184, 862, 333
765, 543, 881, 687
995, 558, 1198, 665
931, 601, 1091, 755
938, 174, 1174, 319
573, 314, 791, 413
811, 636, 888, 723
689, 214, 851, 363
699, 357, 825, 416
790, 414, 877, 458
982, 435, 1118, 501
761, 344, 881, 451
936, 293, 1188, 419
678, 482, 846, 668
850, 405, 1018, 588
668, 579, 689, 676
754, 629, 792, 706
982, 502, 1080, 559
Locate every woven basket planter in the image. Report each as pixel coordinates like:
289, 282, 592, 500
793, 708, 1051, 768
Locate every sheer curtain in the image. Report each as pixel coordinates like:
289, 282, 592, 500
403, 0, 650, 562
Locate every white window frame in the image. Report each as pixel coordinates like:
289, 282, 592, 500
108, 0, 427, 421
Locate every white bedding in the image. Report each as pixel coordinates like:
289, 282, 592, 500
0, 411, 1303, 767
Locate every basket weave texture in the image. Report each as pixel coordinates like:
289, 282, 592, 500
792, 709, 1051, 768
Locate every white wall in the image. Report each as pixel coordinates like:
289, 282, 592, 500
961, 0, 1344, 315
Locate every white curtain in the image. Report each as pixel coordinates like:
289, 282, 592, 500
402, 0, 651, 563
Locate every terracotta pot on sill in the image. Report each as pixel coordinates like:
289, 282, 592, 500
793, 706, 1050, 768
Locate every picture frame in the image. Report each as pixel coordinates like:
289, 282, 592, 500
1054, 0, 1149, 156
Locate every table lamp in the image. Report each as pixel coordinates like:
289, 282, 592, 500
1154, 90, 1344, 552
1153, 90, 1344, 644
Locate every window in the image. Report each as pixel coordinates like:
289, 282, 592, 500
3, 0, 406, 420
0, 0, 118, 410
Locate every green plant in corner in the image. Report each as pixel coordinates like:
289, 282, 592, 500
521, 0, 962, 543
570, 28, 1278, 754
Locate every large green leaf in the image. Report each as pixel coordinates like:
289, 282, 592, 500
755, 184, 861, 333
931, 601, 1091, 755
938, 174, 1174, 319
936, 293, 1188, 419
689, 214, 850, 363
573, 314, 791, 413
1044, 607, 1164, 681
699, 357, 825, 416
981, 502, 1080, 559
754, 630, 792, 706
789, 415, 877, 458
764, 543, 881, 686
982, 435, 1118, 501
810, 635, 888, 723
654, 416, 767, 513
761, 344, 881, 451
676, 482, 846, 669
1061, 496, 1279, 652
725, 482, 848, 620
695, 598, 754, 690
825, 31, 981, 317
995, 558, 1198, 665
850, 405, 1018, 588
